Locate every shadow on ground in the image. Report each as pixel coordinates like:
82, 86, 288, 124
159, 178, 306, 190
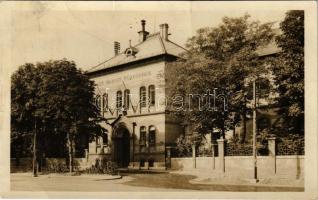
119, 170, 304, 192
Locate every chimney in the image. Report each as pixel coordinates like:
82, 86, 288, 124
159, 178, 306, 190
114, 41, 120, 56
160, 23, 169, 41
138, 20, 149, 42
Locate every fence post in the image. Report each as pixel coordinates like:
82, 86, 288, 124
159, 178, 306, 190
85, 149, 89, 162
211, 143, 216, 170
217, 138, 226, 173
192, 144, 196, 169
268, 137, 276, 174
166, 147, 172, 170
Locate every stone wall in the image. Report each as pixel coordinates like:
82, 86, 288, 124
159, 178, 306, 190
10, 157, 104, 172
171, 155, 304, 179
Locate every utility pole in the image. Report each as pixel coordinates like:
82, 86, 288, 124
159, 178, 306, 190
33, 117, 38, 177
252, 79, 258, 182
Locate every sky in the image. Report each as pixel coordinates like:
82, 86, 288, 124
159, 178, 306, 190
3, 2, 291, 73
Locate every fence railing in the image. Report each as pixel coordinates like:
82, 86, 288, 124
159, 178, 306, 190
225, 143, 253, 156
276, 139, 304, 155
171, 136, 304, 158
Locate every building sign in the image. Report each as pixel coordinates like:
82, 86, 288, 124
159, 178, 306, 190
96, 71, 152, 86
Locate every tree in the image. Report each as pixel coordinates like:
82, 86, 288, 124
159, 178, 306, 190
11, 59, 103, 174
11, 63, 41, 176
270, 10, 304, 134
166, 14, 274, 142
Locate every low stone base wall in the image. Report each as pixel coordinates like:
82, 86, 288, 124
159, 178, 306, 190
11, 155, 166, 172
128, 161, 166, 170
171, 155, 304, 179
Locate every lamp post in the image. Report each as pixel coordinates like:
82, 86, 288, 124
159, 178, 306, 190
32, 117, 38, 177
252, 79, 258, 182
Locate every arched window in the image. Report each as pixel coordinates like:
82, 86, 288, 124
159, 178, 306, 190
102, 93, 108, 111
124, 89, 130, 109
140, 126, 147, 144
116, 91, 122, 108
102, 132, 108, 145
95, 95, 101, 110
148, 85, 155, 106
149, 125, 156, 145
140, 86, 146, 107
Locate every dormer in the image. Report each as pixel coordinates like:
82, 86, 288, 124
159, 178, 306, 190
124, 46, 138, 57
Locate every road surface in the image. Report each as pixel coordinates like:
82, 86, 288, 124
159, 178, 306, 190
10, 172, 304, 192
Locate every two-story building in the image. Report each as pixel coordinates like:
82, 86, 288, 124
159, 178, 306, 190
86, 20, 186, 169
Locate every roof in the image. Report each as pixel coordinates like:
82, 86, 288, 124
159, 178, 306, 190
255, 28, 282, 57
87, 28, 281, 74
87, 33, 187, 73
256, 41, 281, 57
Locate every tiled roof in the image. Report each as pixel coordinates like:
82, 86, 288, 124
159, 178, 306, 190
87, 33, 186, 73
88, 29, 281, 73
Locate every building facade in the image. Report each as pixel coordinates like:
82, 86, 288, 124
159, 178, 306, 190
86, 20, 186, 169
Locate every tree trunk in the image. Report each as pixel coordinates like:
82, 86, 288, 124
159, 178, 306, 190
233, 125, 236, 139
32, 118, 38, 177
67, 133, 73, 174
221, 117, 225, 139
240, 107, 247, 144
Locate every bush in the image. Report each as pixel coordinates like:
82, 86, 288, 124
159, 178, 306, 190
277, 134, 304, 155
46, 158, 68, 173
175, 135, 192, 157
83, 158, 118, 175
197, 143, 213, 157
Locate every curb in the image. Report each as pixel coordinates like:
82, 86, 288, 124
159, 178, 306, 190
44, 174, 122, 180
189, 178, 304, 189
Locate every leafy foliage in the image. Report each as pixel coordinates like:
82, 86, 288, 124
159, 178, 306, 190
83, 158, 118, 175
11, 59, 104, 171
167, 14, 275, 142
45, 158, 69, 173
269, 10, 304, 134
175, 133, 202, 157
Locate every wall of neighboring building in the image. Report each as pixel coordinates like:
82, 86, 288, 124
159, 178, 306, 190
165, 114, 184, 146
226, 107, 282, 142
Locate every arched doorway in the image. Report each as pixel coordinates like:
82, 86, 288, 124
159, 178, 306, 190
113, 127, 130, 168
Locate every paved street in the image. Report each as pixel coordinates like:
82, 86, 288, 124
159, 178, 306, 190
11, 171, 304, 192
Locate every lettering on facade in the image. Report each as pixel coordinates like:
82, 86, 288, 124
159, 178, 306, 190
96, 71, 152, 86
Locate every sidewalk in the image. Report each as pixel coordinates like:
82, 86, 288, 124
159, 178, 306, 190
170, 169, 304, 188
15, 172, 122, 180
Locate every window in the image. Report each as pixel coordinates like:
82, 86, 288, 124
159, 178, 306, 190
95, 95, 101, 110
140, 126, 147, 145
149, 126, 156, 144
257, 78, 271, 99
148, 85, 155, 106
140, 159, 145, 167
116, 91, 122, 108
124, 89, 130, 109
125, 47, 138, 57
102, 133, 108, 145
140, 86, 146, 107
148, 159, 154, 167
102, 93, 108, 111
